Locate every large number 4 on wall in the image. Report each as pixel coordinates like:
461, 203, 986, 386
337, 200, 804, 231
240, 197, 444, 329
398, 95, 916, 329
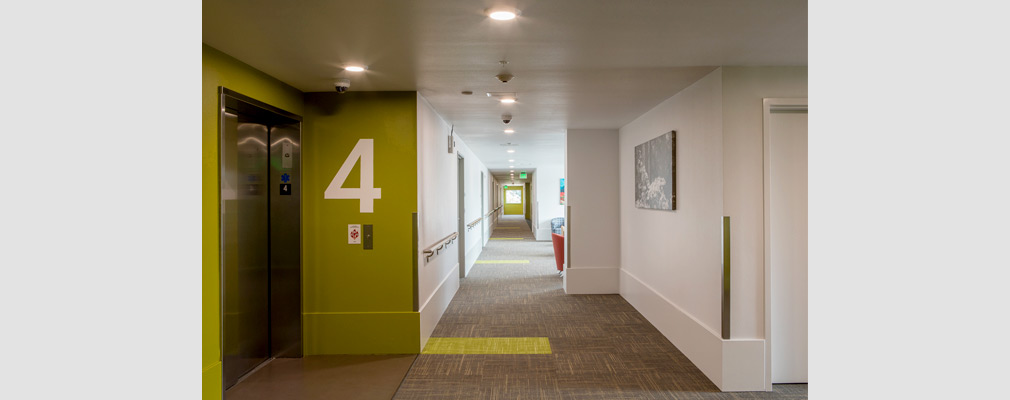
324, 139, 382, 213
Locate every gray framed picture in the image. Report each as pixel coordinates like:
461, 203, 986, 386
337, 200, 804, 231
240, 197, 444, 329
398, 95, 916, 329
634, 131, 676, 210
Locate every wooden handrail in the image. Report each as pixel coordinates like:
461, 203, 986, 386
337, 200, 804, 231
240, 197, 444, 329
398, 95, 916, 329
422, 231, 458, 263
467, 217, 483, 230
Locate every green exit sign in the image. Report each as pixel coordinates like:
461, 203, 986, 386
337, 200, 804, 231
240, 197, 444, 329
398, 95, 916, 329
520, 172, 527, 179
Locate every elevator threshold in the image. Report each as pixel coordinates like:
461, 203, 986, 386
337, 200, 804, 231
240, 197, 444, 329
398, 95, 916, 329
232, 357, 275, 389
224, 355, 417, 400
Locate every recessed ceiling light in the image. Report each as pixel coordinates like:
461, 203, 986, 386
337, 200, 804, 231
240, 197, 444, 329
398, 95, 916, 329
507, 149, 515, 153
487, 8, 519, 20
510, 170, 514, 172
504, 129, 514, 133
344, 66, 366, 72
500, 98, 516, 104
508, 159, 515, 162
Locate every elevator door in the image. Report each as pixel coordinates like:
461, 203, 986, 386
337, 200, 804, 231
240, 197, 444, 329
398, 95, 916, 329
220, 88, 302, 391
221, 112, 270, 388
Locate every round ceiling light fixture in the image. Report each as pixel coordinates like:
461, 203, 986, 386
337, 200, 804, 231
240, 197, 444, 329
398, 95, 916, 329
487, 8, 519, 20
507, 149, 515, 153
508, 159, 515, 162
344, 66, 367, 72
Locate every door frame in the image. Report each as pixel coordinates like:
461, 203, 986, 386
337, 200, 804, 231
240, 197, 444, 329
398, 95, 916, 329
457, 155, 466, 278
762, 97, 808, 390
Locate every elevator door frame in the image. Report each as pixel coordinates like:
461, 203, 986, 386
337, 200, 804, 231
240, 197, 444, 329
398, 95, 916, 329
218, 87, 304, 392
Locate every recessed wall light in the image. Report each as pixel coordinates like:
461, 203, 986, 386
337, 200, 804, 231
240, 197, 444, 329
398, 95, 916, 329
487, 8, 519, 20
504, 129, 514, 133
344, 66, 366, 72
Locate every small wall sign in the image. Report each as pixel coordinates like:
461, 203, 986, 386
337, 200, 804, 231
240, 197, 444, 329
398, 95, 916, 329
348, 224, 361, 244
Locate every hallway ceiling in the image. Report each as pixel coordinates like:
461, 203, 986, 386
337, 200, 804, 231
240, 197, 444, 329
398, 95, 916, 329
203, 0, 807, 174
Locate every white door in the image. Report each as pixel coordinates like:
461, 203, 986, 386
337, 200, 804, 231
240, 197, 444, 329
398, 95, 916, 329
767, 100, 808, 384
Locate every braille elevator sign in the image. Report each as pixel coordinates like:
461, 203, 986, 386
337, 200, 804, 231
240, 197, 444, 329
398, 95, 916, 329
280, 184, 292, 195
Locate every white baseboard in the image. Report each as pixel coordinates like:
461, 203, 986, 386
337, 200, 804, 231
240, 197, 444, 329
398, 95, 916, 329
535, 227, 553, 241
620, 269, 765, 391
564, 267, 618, 294
419, 266, 459, 350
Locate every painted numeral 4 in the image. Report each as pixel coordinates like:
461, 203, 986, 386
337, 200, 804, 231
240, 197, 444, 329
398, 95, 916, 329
324, 139, 382, 213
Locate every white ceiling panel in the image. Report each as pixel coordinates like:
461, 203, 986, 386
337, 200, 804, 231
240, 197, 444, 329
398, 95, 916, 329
204, 0, 806, 172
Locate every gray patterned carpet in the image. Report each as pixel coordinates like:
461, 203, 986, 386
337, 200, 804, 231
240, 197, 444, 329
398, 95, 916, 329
394, 216, 807, 399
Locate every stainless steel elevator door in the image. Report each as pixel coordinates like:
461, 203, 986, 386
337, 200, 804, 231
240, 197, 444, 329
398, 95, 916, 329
268, 123, 301, 358
220, 88, 304, 393
222, 115, 271, 389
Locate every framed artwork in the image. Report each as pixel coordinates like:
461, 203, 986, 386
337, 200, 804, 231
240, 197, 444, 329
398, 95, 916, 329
560, 178, 565, 204
634, 130, 676, 210
506, 188, 522, 204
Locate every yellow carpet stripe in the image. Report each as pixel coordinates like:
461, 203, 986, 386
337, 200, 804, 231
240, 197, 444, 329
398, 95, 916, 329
422, 337, 551, 354
490, 238, 524, 240
475, 260, 530, 264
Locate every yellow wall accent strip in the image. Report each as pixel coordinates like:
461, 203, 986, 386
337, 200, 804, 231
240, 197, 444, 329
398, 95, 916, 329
475, 260, 530, 264
490, 238, 524, 240
422, 337, 551, 354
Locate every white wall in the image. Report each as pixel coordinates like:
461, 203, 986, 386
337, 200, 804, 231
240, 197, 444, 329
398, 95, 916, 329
721, 67, 808, 340
564, 129, 620, 294
453, 136, 491, 277
416, 94, 459, 350
620, 67, 725, 340
618, 68, 729, 386
416, 94, 490, 349
615, 67, 807, 391
534, 163, 566, 241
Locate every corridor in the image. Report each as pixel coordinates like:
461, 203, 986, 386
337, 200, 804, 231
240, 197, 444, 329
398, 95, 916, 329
394, 215, 808, 399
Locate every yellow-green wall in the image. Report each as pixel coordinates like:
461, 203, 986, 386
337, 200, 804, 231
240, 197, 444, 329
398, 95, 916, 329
202, 44, 305, 399
524, 182, 531, 220
302, 92, 420, 354
204, 44, 424, 399
504, 185, 524, 215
